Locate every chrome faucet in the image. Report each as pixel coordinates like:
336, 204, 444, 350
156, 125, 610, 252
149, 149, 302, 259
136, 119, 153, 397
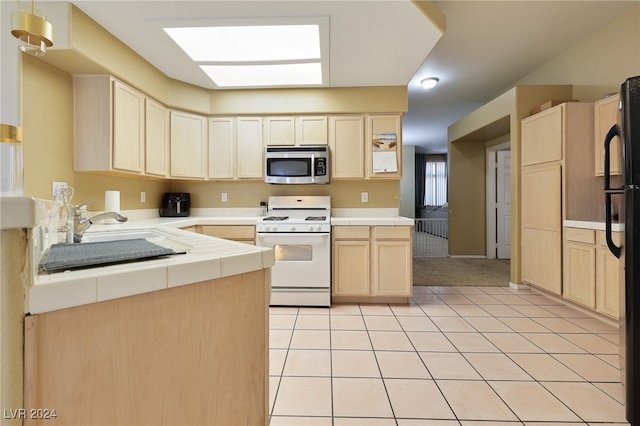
70, 200, 128, 243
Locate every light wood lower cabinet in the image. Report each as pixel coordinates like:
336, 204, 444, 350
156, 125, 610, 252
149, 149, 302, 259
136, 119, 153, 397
332, 225, 412, 301
24, 270, 269, 426
332, 226, 370, 296
564, 228, 596, 308
596, 230, 623, 318
563, 227, 623, 319
198, 225, 255, 244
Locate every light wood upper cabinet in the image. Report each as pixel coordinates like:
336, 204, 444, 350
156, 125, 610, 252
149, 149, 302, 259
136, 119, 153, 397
112, 80, 145, 173
522, 106, 563, 166
170, 110, 207, 179
236, 117, 264, 179
295, 116, 328, 145
366, 114, 402, 179
329, 115, 365, 179
594, 94, 622, 176
265, 116, 328, 146
74, 75, 145, 174
208, 117, 263, 180
145, 98, 169, 177
208, 117, 235, 179
264, 116, 295, 146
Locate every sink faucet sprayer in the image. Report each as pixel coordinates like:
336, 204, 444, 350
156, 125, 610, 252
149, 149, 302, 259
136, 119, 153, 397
70, 199, 128, 243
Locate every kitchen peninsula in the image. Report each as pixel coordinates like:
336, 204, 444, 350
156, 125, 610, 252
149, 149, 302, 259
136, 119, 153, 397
24, 218, 274, 426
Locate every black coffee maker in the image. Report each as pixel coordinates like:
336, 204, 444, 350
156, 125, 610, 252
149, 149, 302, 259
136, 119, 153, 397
159, 193, 191, 217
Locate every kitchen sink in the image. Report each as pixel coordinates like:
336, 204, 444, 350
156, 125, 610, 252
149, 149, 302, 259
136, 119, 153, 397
80, 229, 173, 243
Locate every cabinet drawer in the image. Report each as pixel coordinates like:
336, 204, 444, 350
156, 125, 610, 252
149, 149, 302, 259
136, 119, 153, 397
373, 226, 411, 240
200, 225, 255, 240
565, 227, 595, 244
596, 230, 623, 247
333, 226, 370, 239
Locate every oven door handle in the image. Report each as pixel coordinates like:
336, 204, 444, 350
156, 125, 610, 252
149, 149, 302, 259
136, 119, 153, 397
257, 232, 330, 238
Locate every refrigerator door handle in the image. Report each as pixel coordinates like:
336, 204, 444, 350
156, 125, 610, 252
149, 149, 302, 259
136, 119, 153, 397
605, 193, 622, 259
604, 124, 620, 191
604, 124, 622, 259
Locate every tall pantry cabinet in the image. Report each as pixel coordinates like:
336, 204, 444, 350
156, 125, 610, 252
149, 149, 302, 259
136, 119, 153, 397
521, 102, 597, 295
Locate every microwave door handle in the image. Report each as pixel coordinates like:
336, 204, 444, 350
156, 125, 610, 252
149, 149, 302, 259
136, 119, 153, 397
311, 154, 316, 180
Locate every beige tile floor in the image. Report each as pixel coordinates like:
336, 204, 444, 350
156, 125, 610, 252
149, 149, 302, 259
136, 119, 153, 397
269, 285, 630, 425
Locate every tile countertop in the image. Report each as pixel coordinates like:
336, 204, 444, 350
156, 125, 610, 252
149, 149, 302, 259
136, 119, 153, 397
30, 224, 274, 315
29, 214, 413, 315
564, 220, 624, 232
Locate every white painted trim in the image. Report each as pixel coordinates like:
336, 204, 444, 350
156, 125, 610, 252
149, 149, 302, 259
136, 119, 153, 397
509, 281, 529, 290
485, 141, 511, 259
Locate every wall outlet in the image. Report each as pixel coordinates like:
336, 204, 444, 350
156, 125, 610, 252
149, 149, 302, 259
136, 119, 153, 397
52, 181, 67, 197
221, 192, 228, 202
140, 191, 146, 203
361, 192, 369, 203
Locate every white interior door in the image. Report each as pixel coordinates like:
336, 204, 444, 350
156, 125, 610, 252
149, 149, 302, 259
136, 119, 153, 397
497, 150, 511, 259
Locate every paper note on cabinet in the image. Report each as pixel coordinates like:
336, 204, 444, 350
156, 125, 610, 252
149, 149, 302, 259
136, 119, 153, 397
372, 133, 398, 173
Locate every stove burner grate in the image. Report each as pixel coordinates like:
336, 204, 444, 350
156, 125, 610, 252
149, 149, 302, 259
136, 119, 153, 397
305, 216, 327, 221
263, 216, 289, 221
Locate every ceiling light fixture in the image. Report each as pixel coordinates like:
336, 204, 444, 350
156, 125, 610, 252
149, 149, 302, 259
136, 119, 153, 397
421, 77, 439, 89
164, 23, 324, 88
11, 0, 54, 57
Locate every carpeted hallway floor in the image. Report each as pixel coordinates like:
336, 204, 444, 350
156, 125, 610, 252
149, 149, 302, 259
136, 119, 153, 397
413, 257, 510, 287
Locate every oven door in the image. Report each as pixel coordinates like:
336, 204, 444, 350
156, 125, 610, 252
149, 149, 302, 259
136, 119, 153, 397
256, 232, 330, 289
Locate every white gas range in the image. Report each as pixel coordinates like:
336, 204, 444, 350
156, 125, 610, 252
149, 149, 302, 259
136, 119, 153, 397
255, 196, 331, 307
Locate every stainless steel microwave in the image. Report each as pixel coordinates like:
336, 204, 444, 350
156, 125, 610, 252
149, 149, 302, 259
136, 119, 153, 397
264, 146, 329, 184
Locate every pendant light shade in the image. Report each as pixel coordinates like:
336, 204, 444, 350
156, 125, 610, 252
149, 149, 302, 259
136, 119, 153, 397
11, 0, 53, 57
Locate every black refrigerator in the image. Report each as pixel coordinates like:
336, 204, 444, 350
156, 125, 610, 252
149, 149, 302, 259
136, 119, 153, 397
604, 75, 640, 425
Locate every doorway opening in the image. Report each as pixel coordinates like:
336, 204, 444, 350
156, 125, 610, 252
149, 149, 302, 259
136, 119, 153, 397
486, 141, 511, 260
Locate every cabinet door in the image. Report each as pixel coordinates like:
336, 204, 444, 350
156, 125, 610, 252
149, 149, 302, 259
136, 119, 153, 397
145, 98, 169, 177
564, 241, 596, 308
366, 114, 402, 179
329, 116, 365, 179
208, 117, 235, 179
236, 117, 264, 179
596, 247, 622, 318
113, 80, 144, 173
296, 116, 328, 145
521, 164, 562, 294
264, 117, 295, 146
522, 106, 563, 166
170, 111, 207, 179
594, 95, 621, 176
372, 240, 412, 297
200, 225, 255, 244
332, 239, 370, 296
596, 230, 623, 318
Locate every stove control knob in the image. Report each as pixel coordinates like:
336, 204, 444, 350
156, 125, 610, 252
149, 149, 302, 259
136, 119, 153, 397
272, 225, 278, 232
290, 225, 296, 231
308, 225, 315, 231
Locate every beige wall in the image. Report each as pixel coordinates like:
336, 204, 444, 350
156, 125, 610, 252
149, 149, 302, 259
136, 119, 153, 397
22, 5, 407, 210
448, 4, 639, 286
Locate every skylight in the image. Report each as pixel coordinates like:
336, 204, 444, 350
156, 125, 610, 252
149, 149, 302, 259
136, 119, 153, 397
163, 24, 323, 88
